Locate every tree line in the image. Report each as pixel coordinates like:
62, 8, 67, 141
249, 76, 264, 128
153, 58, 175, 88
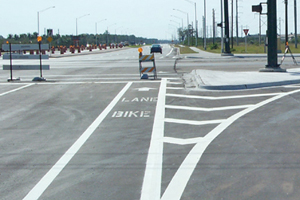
0, 31, 159, 47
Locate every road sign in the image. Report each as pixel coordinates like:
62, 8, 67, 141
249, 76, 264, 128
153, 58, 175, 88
47, 29, 53, 37
243, 29, 249, 36
47, 37, 53, 43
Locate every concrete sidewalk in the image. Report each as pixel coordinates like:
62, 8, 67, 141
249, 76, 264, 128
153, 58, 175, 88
181, 47, 300, 90
183, 68, 300, 90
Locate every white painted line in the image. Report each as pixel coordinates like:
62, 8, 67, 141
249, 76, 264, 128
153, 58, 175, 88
165, 118, 225, 125
166, 48, 174, 57
140, 79, 167, 200
284, 85, 300, 88
164, 137, 203, 145
165, 104, 254, 111
29, 80, 161, 85
0, 84, 34, 97
166, 87, 184, 90
167, 82, 182, 85
23, 82, 133, 200
166, 92, 281, 100
161, 88, 300, 200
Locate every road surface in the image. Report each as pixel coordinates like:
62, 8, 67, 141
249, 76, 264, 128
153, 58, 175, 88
1, 45, 300, 200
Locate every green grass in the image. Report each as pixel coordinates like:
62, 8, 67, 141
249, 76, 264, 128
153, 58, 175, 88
175, 45, 198, 54
195, 42, 300, 54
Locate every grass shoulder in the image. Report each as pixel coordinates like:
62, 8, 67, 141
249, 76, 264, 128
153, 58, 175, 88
174, 45, 198, 54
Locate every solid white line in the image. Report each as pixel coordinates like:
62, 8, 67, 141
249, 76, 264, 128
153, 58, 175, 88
167, 82, 182, 85
166, 92, 281, 100
165, 104, 254, 111
166, 87, 184, 90
166, 48, 174, 57
23, 82, 133, 200
165, 118, 225, 125
28, 81, 161, 85
164, 137, 203, 145
140, 79, 167, 200
0, 83, 34, 97
161, 88, 300, 200
284, 85, 300, 88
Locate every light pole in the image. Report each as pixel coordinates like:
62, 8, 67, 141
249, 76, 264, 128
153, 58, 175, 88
169, 24, 178, 41
185, 0, 198, 46
171, 15, 183, 29
173, 9, 190, 46
204, 0, 206, 50
107, 23, 116, 44
37, 6, 55, 36
95, 19, 107, 45
76, 14, 90, 36
115, 26, 123, 43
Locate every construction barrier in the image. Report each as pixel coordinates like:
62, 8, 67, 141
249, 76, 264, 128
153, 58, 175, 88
139, 54, 157, 79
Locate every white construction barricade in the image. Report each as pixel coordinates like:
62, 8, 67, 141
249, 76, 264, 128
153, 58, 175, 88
139, 54, 157, 79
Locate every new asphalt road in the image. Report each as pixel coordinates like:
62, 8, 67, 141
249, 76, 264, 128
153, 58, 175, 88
1, 45, 300, 200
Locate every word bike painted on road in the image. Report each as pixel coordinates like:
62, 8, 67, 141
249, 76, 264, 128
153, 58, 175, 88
112, 111, 151, 118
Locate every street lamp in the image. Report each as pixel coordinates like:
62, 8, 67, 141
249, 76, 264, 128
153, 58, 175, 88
76, 14, 90, 35
37, 6, 55, 36
173, 9, 190, 46
184, 0, 198, 46
95, 19, 107, 45
171, 15, 184, 29
107, 23, 116, 44
169, 24, 178, 41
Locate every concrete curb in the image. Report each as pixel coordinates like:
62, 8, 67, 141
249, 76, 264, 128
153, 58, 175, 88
184, 69, 300, 90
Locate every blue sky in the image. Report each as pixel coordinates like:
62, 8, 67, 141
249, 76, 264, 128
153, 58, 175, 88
0, 0, 297, 39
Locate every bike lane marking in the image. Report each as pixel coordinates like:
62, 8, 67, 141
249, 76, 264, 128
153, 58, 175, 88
23, 82, 132, 200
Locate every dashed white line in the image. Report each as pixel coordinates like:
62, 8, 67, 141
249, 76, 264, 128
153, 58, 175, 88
166, 92, 282, 100
165, 104, 254, 111
165, 118, 225, 125
164, 137, 204, 145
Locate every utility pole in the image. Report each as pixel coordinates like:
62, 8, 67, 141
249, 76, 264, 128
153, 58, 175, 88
224, 0, 232, 54
236, 0, 239, 45
213, 9, 216, 44
231, 0, 234, 48
295, 0, 298, 48
260, 0, 285, 72
220, 0, 224, 53
204, 0, 207, 50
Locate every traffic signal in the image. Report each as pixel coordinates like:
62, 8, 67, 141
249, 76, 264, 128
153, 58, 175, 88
217, 23, 223, 28
252, 4, 262, 14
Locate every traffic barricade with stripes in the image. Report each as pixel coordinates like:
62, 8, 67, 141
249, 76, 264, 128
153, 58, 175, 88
139, 54, 157, 79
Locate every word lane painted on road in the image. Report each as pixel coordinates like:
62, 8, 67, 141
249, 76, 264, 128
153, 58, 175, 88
112, 111, 150, 118
121, 97, 158, 102
112, 95, 158, 118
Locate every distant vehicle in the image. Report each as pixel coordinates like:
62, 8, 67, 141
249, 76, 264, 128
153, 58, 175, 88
150, 44, 162, 54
